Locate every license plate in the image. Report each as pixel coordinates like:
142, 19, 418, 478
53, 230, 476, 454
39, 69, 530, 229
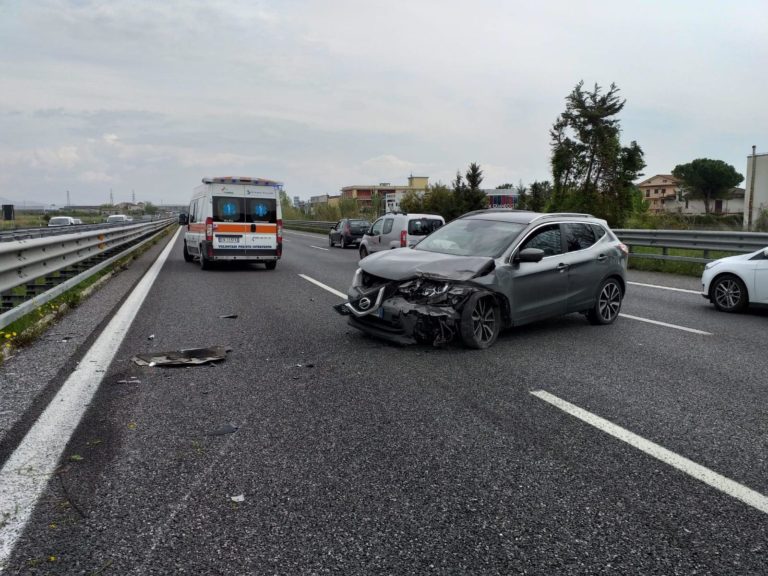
217, 235, 241, 244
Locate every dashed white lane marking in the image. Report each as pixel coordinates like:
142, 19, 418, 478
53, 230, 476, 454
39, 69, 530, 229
628, 281, 701, 295
530, 390, 768, 515
619, 313, 712, 335
298, 274, 347, 299
309, 245, 329, 251
0, 228, 181, 568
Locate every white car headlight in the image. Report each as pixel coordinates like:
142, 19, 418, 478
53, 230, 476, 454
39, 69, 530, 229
704, 261, 721, 270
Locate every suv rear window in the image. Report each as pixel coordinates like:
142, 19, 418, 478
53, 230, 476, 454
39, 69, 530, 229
408, 218, 443, 236
213, 197, 277, 223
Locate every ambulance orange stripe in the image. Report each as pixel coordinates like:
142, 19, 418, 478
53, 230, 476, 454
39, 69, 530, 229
214, 223, 276, 234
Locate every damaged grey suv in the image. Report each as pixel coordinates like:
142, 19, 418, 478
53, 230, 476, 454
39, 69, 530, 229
334, 210, 628, 349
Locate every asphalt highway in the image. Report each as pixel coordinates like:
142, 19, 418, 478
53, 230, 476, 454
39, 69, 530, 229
0, 228, 766, 575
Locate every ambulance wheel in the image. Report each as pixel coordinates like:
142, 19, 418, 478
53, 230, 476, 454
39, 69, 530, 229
265, 261, 277, 270
199, 249, 211, 270
183, 241, 193, 262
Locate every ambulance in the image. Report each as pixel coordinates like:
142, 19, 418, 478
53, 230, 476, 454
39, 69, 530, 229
181, 177, 283, 270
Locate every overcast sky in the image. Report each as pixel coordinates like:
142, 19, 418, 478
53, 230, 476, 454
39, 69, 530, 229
1, 0, 766, 207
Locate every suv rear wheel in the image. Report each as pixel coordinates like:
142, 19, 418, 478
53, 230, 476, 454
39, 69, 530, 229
359, 246, 368, 259
459, 293, 500, 349
587, 278, 622, 325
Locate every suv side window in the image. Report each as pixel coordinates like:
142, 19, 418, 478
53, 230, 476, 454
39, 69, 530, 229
382, 218, 394, 235
591, 224, 606, 240
564, 223, 596, 252
370, 218, 384, 235
520, 224, 562, 256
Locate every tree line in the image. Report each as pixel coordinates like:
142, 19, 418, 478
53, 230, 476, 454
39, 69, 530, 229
283, 81, 745, 227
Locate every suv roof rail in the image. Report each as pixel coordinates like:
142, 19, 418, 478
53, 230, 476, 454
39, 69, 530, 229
461, 208, 534, 218
530, 212, 594, 222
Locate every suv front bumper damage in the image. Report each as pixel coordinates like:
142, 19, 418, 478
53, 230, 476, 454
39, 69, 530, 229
333, 281, 475, 346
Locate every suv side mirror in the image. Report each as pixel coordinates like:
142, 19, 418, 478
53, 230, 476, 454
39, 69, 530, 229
178, 213, 188, 225
366, 227, 373, 236
515, 248, 545, 263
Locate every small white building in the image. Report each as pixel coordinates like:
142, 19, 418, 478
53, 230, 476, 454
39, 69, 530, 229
664, 188, 744, 216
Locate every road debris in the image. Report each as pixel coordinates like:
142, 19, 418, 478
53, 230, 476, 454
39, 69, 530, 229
147, 334, 155, 340
230, 494, 245, 503
206, 423, 239, 436
219, 313, 239, 319
132, 346, 230, 367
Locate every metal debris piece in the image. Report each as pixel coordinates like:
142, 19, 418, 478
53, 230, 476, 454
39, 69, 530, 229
207, 423, 239, 436
219, 314, 238, 319
132, 346, 230, 367
148, 334, 155, 340
230, 494, 245, 503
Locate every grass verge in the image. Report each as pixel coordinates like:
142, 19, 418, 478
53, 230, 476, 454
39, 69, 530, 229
627, 246, 741, 277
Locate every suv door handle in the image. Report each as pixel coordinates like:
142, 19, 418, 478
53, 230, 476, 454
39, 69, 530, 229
596, 254, 607, 262
556, 263, 569, 272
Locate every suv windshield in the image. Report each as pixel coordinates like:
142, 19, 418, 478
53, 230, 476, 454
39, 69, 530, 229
415, 218, 525, 257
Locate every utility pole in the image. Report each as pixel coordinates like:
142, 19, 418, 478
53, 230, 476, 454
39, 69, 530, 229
110, 188, 114, 205
66, 190, 70, 207
132, 189, 135, 203
747, 145, 757, 230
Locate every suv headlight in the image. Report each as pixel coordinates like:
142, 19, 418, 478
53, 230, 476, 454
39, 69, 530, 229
704, 261, 721, 271
351, 268, 364, 288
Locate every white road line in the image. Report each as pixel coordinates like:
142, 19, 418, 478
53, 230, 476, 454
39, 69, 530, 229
530, 390, 768, 515
628, 281, 701, 295
0, 228, 181, 568
309, 245, 329, 251
619, 313, 712, 335
298, 274, 347, 299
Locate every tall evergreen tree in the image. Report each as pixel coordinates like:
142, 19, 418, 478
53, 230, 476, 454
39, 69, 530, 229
464, 162, 488, 212
550, 81, 645, 225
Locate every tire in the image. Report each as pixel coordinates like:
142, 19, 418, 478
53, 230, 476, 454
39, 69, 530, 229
183, 241, 193, 262
710, 274, 748, 312
586, 277, 623, 325
265, 261, 277, 270
359, 246, 368, 259
328, 235, 334, 247
459, 293, 500, 349
341, 236, 347, 249
199, 246, 211, 270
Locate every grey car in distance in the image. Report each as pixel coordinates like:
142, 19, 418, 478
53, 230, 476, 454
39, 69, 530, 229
329, 218, 371, 248
334, 210, 628, 349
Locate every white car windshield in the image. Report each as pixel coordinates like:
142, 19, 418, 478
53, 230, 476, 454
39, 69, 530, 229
414, 219, 525, 258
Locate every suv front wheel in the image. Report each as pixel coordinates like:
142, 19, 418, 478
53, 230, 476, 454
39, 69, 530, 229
459, 293, 500, 349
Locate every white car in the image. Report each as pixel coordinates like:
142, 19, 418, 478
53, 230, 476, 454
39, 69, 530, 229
48, 216, 76, 227
701, 246, 768, 312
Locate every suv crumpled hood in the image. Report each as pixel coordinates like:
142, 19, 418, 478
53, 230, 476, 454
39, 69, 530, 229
359, 248, 495, 281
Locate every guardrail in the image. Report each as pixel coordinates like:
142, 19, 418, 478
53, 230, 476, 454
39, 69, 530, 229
284, 220, 768, 263
613, 229, 768, 263
0, 218, 175, 329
